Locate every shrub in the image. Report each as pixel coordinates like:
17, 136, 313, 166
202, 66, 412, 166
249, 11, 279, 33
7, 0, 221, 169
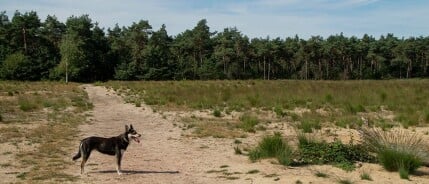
239, 114, 259, 132
213, 108, 222, 117
360, 128, 428, 177
297, 134, 374, 170
249, 132, 293, 166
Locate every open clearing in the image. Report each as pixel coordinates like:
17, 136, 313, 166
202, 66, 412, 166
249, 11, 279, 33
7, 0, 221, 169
66, 84, 429, 184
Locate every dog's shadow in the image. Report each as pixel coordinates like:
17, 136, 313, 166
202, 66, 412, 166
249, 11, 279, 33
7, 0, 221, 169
93, 170, 180, 175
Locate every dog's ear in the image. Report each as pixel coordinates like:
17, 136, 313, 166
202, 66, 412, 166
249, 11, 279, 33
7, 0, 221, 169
125, 125, 129, 132
130, 124, 134, 129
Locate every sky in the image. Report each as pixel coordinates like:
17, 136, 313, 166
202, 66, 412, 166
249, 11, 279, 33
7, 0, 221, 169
1, 0, 428, 39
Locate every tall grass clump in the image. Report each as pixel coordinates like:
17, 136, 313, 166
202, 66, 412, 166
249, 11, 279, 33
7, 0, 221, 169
249, 132, 293, 165
360, 128, 428, 176
239, 114, 259, 132
298, 119, 321, 133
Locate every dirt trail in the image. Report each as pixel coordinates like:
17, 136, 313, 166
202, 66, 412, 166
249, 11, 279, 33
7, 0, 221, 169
68, 84, 429, 184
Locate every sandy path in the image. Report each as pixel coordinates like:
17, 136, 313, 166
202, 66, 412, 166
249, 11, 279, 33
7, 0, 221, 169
70, 85, 262, 184
68, 84, 429, 184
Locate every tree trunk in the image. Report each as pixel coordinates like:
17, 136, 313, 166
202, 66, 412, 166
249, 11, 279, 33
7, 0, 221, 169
263, 56, 266, 80
22, 27, 27, 53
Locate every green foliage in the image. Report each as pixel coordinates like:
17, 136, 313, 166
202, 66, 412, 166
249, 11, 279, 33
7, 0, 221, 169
0, 52, 32, 80
297, 134, 375, 170
239, 114, 259, 132
249, 133, 293, 165
213, 108, 222, 117
360, 172, 372, 181
398, 166, 410, 180
298, 120, 321, 133
378, 148, 422, 173
360, 128, 428, 177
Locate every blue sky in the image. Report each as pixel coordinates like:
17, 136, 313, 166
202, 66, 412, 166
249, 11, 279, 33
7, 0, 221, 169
1, 0, 428, 39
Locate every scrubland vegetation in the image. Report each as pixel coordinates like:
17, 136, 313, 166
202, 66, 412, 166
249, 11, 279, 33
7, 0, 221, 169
0, 81, 92, 182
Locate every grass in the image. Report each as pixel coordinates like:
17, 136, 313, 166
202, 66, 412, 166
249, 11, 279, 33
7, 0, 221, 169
0, 81, 92, 182
360, 172, 372, 181
104, 80, 429, 129
360, 128, 428, 178
337, 178, 354, 184
239, 114, 260, 132
249, 132, 293, 166
181, 117, 244, 138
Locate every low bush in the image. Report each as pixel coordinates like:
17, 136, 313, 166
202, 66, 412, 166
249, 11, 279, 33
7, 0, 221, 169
296, 134, 374, 171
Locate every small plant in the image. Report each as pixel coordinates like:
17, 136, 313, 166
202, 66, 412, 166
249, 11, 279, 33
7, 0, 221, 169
234, 139, 242, 144
213, 108, 222, 117
239, 114, 259, 132
234, 146, 242, 155
337, 178, 353, 184
249, 132, 293, 166
273, 106, 287, 117
360, 172, 372, 181
135, 101, 141, 107
18, 96, 39, 112
298, 119, 321, 133
295, 180, 303, 184
0, 113, 2, 122
220, 165, 229, 168
399, 165, 409, 180
315, 171, 329, 178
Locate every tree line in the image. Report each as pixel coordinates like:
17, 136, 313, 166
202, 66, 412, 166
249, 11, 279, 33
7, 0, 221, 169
0, 11, 428, 82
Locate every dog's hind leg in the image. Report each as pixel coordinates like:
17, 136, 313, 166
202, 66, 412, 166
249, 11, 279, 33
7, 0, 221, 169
80, 144, 92, 174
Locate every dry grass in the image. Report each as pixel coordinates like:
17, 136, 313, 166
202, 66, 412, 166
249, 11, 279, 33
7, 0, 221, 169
181, 117, 245, 138
0, 81, 92, 182
105, 80, 429, 129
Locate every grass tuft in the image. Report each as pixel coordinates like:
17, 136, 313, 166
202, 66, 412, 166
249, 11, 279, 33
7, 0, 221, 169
249, 132, 293, 166
239, 114, 259, 132
360, 128, 428, 177
360, 172, 372, 181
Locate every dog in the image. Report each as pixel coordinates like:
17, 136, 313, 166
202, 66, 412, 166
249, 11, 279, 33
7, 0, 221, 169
72, 124, 141, 175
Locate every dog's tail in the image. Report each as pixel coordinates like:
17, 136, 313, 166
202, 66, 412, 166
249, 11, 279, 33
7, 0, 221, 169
72, 142, 83, 161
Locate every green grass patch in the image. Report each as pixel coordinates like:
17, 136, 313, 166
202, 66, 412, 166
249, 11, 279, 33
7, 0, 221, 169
360, 172, 372, 181
249, 132, 293, 166
104, 80, 429, 130
239, 114, 260, 132
360, 128, 428, 178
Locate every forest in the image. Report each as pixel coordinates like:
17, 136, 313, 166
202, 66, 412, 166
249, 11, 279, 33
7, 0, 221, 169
0, 11, 428, 82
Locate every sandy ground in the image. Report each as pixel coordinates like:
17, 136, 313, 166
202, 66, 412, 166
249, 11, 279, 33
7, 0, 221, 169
65, 85, 429, 184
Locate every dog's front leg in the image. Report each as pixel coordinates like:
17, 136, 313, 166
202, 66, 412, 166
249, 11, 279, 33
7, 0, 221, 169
116, 149, 124, 175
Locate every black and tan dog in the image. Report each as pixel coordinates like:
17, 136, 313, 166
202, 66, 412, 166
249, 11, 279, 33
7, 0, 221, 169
72, 124, 141, 175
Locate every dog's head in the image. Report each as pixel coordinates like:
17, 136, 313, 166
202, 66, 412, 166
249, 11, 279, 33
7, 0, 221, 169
125, 124, 141, 143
